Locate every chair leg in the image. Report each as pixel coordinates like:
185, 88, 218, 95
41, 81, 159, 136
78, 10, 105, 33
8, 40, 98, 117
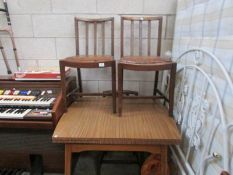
95, 152, 104, 175
153, 71, 159, 96
168, 64, 177, 116
60, 62, 67, 112
77, 68, 83, 93
30, 154, 43, 175
112, 62, 116, 113
118, 64, 123, 116
72, 153, 80, 175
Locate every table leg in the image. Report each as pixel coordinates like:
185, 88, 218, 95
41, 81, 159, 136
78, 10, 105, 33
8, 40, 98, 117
65, 144, 72, 175
160, 146, 168, 175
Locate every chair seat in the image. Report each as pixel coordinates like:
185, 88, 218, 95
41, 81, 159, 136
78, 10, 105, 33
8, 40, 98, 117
119, 56, 172, 65
64, 55, 113, 63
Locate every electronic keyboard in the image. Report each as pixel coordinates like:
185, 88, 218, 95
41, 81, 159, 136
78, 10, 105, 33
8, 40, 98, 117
0, 77, 76, 129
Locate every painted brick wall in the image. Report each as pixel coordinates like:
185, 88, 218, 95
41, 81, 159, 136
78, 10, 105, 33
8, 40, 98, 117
0, 0, 177, 95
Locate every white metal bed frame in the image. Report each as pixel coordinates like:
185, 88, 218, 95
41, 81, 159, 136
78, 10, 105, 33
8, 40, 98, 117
170, 48, 233, 175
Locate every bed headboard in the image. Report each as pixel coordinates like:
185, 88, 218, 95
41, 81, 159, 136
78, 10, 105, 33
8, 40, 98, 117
170, 48, 233, 175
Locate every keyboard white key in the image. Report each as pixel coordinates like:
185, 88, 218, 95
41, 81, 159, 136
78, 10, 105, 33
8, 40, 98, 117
0, 95, 35, 99
0, 97, 56, 107
0, 108, 32, 119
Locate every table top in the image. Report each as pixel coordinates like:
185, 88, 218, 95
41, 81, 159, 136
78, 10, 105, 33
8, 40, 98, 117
52, 97, 181, 145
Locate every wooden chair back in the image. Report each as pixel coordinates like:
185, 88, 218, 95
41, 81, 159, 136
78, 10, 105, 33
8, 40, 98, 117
75, 17, 114, 56
120, 16, 163, 57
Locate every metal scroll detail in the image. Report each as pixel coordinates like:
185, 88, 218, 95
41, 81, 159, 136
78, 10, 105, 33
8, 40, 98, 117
170, 48, 233, 175
186, 95, 209, 150
174, 72, 188, 125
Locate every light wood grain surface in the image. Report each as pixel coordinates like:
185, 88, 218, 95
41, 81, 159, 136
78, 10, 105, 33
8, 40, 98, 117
53, 97, 181, 145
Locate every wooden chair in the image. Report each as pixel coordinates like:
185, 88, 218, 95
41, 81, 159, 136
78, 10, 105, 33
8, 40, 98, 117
60, 17, 116, 113
118, 16, 176, 116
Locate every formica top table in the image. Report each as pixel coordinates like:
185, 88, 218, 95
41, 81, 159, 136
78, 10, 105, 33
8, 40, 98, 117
52, 97, 181, 175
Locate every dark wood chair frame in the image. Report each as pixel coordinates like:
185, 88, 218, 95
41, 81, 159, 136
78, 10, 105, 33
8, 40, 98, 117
60, 17, 116, 113
118, 16, 177, 116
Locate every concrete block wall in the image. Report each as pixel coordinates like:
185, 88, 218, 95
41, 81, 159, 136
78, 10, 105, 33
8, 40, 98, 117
0, 0, 177, 95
